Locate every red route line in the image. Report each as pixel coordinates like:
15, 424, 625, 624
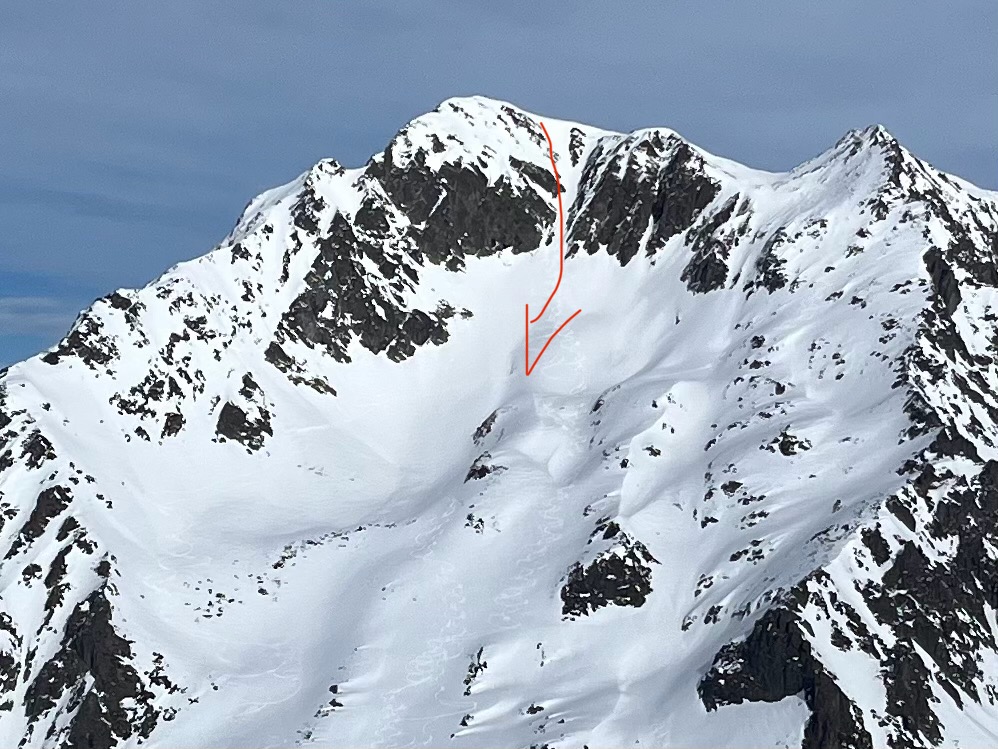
525, 305, 583, 376
524, 121, 582, 376
531, 122, 566, 324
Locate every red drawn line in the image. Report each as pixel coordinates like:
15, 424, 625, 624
524, 120, 582, 376
525, 305, 582, 376
531, 122, 566, 324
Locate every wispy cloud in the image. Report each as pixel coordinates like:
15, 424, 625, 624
0, 296, 78, 337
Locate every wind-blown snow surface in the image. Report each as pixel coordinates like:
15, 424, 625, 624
2, 96, 998, 748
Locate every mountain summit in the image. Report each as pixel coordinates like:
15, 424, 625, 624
2, 96, 998, 748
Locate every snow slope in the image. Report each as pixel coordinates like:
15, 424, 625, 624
1, 96, 998, 748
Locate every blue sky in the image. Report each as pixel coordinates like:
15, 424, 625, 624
2, 2, 995, 368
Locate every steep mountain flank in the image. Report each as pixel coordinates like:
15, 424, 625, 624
1, 97, 997, 748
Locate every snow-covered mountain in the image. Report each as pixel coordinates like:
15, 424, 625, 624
2, 95, 998, 748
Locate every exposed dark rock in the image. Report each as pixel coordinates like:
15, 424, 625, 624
882, 644, 942, 749
866, 474, 998, 708
110, 369, 185, 421
681, 196, 739, 293
753, 229, 790, 293
20, 430, 56, 469
860, 526, 891, 566
369, 139, 553, 266
264, 341, 295, 372
0, 384, 10, 431
562, 533, 659, 617
41, 313, 118, 369
215, 402, 272, 452
0, 614, 22, 711
699, 607, 873, 749
42, 544, 73, 625
568, 128, 585, 166
473, 410, 500, 446
161, 412, 185, 439
5, 486, 73, 560
56, 516, 81, 542
761, 428, 812, 456
239, 373, 261, 399
568, 135, 720, 266
104, 292, 131, 311
947, 228, 998, 289
464, 452, 506, 482
463, 647, 487, 696
923, 247, 961, 315
263, 343, 336, 395
273, 212, 450, 365
600, 521, 621, 540
101, 292, 145, 329
721, 481, 744, 496
697, 185, 998, 747
23, 586, 161, 748
229, 242, 251, 263
509, 156, 557, 196
291, 182, 326, 235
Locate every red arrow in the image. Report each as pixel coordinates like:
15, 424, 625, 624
525, 122, 582, 376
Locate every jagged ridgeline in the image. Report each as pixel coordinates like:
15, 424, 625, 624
1, 96, 998, 748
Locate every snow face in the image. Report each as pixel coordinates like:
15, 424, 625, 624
1, 95, 998, 748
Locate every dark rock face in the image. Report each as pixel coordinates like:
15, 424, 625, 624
4, 486, 73, 560
23, 587, 161, 748
20, 430, 56, 470
681, 195, 740, 293
882, 644, 943, 749
102, 292, 145, 328
0, 384, 10, 432
568, 128, 586, 166
273, 210, 450, 366
161, 412, 185, 439
752, 228, 790, 293
0, 614, 22, 713
41, 314, 118, 370
464, 452, 506, 482
699, 607, 873, 749
947, 226, 998, 289
41, 290, 150, 371
368, 132, 554, 269
291, 182, 326, 235
463, 647, 488, 696
923, 247, 961, 315
567, 134, 720, 266
214, 374, 273, 450
561, 524, 659, 617
472, 410, 499, 446
761, 428, 812, 456
215, 401, 272, 451
264, 342, 337, 396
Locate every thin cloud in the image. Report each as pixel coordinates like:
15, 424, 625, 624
0, 296, 78, 337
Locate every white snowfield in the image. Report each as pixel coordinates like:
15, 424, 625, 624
1, 96, 998, 748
